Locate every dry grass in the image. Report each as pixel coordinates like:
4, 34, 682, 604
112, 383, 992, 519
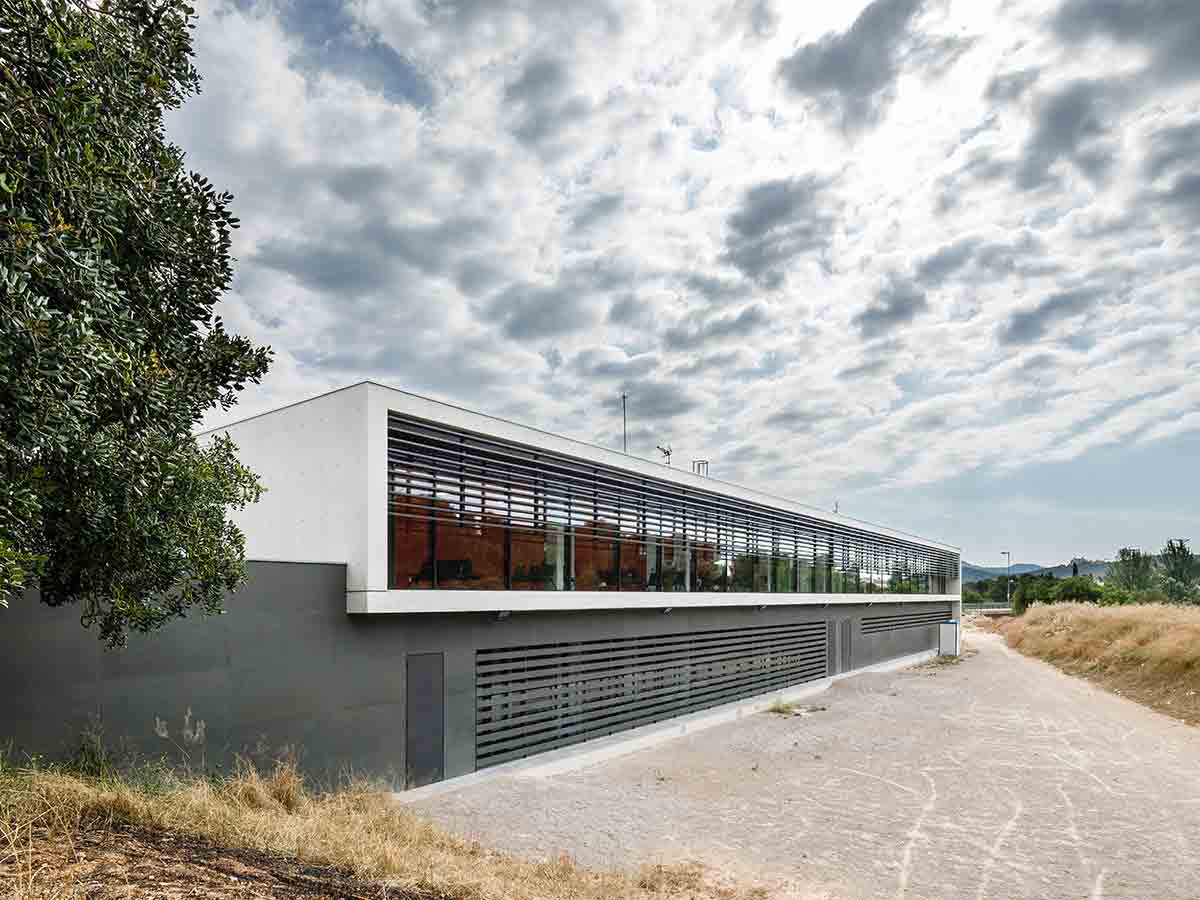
1002, 603, 1200, 725
765, 699, 796, 716
0, 758, 768, 900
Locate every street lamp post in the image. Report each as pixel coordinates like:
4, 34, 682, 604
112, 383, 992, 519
1002, 551, 1012, 609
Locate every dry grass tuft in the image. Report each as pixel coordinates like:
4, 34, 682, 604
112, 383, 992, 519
1002, 603, 1200, 724
765, 699, 796, 716
0, 758, 767, 900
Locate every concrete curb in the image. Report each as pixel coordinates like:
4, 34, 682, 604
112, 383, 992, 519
394, 647, 937, 803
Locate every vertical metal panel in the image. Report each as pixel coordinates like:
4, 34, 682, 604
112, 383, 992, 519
406, 653, 445, 787
839, 619, 852, 674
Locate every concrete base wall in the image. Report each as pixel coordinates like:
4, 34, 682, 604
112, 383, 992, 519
1, 562, 951, 788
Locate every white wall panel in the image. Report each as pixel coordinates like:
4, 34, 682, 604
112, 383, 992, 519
199, 384, 369, 591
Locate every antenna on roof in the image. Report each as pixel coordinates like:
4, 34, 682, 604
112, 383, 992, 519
621, 392, 628, 454
656, 444, 672, 466
834, 500, 839, 514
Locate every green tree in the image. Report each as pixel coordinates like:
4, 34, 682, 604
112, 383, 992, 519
1157, 539, 1199, 603
1, 0, 271, 645
1053, 576, 1102, 604
1108, 547, 1155, 592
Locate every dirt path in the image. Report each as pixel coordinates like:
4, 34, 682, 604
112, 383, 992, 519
409, 632, 1200, 899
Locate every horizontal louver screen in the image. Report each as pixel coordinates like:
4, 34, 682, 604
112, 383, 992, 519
475, 621, 827, 767
388, 412, 959, 586
860, 607, 951, 635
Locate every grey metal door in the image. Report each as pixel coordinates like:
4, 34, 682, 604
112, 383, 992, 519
405, 653, 444, 787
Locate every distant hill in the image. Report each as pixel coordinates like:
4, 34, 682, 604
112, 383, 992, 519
962, 558, 1111, 584
1031, 559, 1111, 580
962, 562, 1043, 583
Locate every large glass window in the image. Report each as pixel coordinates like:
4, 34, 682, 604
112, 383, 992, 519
437, 519, 507, 589
511, 526, 565, 591
387, 412, 959, 595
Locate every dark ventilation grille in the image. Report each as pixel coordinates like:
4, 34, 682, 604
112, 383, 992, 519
388, 411, 960, 591
860, 607, 951, 635
475, 621, 828, 767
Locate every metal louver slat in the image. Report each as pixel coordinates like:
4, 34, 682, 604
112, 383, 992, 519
474, 621, 829, 768
860, 607, 952, 634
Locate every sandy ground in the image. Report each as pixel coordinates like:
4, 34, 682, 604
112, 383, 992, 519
409, 632, 1200, 899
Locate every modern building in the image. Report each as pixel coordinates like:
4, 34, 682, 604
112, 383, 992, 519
0, 381, 960, 788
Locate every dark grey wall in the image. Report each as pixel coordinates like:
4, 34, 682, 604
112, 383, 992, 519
0, 562, 948, 787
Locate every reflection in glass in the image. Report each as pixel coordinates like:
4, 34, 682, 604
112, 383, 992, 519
386, 493, 953, 595
437, 519, 507, 590
660, 540, 686, 592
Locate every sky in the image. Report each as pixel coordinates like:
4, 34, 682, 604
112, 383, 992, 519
178, 0, 1200, 567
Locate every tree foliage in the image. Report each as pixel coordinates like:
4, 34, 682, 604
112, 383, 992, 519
1, 0, 270, 645
1158, 539, 1199, 603
1108, 547, 1156, 592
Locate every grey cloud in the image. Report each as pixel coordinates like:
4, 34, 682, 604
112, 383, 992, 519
1054, 0, 1200, 83
852, 279, 929, 339
997, 288, 1103, 345
669, 350, 742, 378
732, 350, 791, 381
488, 281, 604, 339
504, 54, 593, 152
570, 193, 623, 232
541, 347, 564, 371
487, 257, 637, 339
764, 400, 834, 430
255, 212, 492, 296
295, 331, 516, 400
321, 163, 402, 205
505, 56, 570, 104
1015, 79, 1123, 190
915, 237, 980, 285
1159, 172, 1200, 224
914, 231, 1053, 287
1144, 120, 1200, 181
455, 258, 507, 297
607, 295, 651, 326
721, 175, 838, 285
934, 149, 1013, 213
420, 0, 623, 36
985, 67, 1040, 104
371, 217, 493, 276
254, 240, 394, 296
776, 0, 972, 134
602, 379, 700, 420
837, 358, 891, 380
1143, 120, 1200, 222
680, 272, 746, 305
662, 303, 770, 350
571, 347, 658, 379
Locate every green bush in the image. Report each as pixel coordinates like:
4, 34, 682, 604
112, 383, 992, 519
1053, 576, 1103, 604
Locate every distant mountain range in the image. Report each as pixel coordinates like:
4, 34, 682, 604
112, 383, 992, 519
962, 559, 1111, 584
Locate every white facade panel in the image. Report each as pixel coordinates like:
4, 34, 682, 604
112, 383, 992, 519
199, 383, 369, 591
359, 590, 956, 614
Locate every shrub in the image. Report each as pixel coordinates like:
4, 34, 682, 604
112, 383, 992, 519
1053, 576, 1102, 604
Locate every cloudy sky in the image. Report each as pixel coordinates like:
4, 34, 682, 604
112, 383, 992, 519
182, 0, 1199, 567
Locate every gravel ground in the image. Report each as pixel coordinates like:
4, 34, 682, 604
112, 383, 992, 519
408, 631, 1200, 899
